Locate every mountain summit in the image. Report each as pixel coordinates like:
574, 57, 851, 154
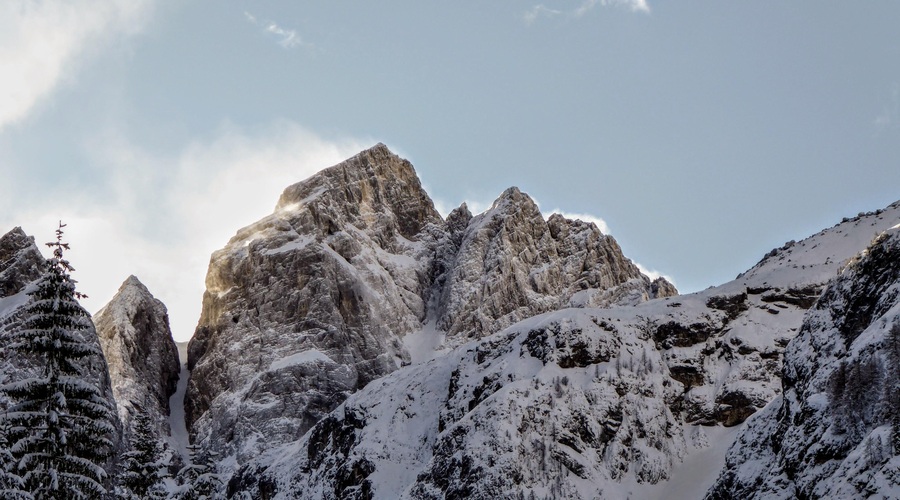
184, 144, 672, 470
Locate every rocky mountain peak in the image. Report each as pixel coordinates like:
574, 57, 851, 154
431, 186, 665, 339
186, 146, 677, 473
0, 226, 45, 297
95, 275, 181, 438
272, 142, 441, 241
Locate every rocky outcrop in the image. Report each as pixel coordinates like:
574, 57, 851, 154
226, 202, 900, 499
186, 144, 671, 472
0, 227, 44, 297
95, 275, 181, 438
186, 144, 444, 467
430, 190, 673, 340
706, 228, 900, 500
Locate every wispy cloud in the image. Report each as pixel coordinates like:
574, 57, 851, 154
525, 0, 650, 25
523, 5, 563, 25
575, 0, 650, 16
245, 11, 310, 49
1, 121, 368, 341
0, 0, 154, 131
875, 82, 899, 132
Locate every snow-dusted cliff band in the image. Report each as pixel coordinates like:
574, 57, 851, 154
226, 195, 900, 499
184, 143, 674, 471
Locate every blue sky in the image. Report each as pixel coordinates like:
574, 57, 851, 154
2, 1, 899, 341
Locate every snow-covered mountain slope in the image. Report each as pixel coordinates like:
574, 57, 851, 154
226, 201, 900, 499
95, 275, 181, 440
706, 226, 900, 500
185, 144, 671, 473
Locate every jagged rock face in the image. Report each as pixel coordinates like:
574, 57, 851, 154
186, 144, 443, 466
95, 275, 181, 438
229, 311, 690, 499
431, 191, 671, 340
0, 227, 44, 297
226, 202, 900, 499
649, 203, 900, 429
706, 228, 900, 500
187, 144, 672, 472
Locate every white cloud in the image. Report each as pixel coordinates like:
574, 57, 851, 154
575, 0, 650, 16
526, 0, 649, 24
244, 11, 310, 49
0, 0, 154, 131
524, 5, 562, 25
1, 122, 369, 342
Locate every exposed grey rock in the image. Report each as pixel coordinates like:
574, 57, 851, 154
0, 226, 44, 297
186, 144, 671, 472
430, 191, 669, 340
95, 275, 181, 439
706, 228, 900, 500
226, 201, 900, 499
186, 144, 443, 466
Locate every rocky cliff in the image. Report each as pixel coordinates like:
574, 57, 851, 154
706, 226, 900, 499
0, 227, 45, 298
185, 144, 671, 471
95, 275, 181, 440
226, 202, 900, 499
429, 187, 674, 341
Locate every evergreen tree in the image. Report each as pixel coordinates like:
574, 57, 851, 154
0, 223, 116, 499
118, 410, 169, 499
176, 444, 223, 500
886, 322, 900, 452
0, 421, 31, 499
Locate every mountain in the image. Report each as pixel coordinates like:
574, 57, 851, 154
706, 225, 900, 499
95, 275, 181, 441
0, 226, 124, 480
5, 146, 899, 498
185, 143, 673, 471
225, 198, 900, 498
0, 227, 45, 298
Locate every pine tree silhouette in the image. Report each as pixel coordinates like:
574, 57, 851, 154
0, 222, 116, 499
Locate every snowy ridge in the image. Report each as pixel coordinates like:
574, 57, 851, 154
707, 226, 900, 499
227, 199, 900, 498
